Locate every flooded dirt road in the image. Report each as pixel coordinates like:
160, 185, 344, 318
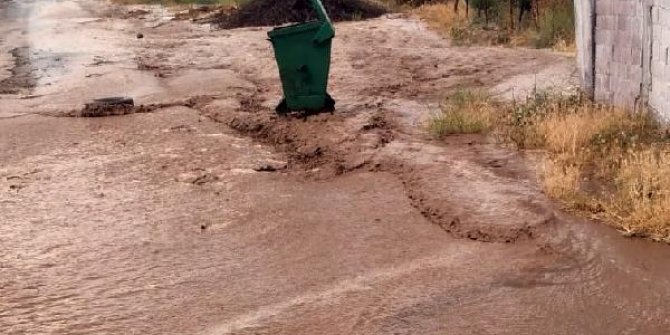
1, 1, 669, 334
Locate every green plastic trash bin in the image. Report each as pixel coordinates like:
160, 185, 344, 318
268, 0, 335, 114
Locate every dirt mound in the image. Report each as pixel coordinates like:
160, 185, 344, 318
213, 0, 388, 29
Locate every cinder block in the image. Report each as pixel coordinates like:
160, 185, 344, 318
597, 15, 616, 30
595, 44, 614, 60
596, 1, 612, 15
632, 51, 643, 66
618, 15, 630, 30
659, 7, 670, 24
596, 29, 614, 45
598, 72, 613, 90
595, 90, 613, 102
630, 67, 643, 82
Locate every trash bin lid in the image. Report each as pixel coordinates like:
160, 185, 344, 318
268, 21, 322, 38
267, 0, 335, 42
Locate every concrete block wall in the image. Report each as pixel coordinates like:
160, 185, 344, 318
593, 0, 644, 108
575, 0, 670, 121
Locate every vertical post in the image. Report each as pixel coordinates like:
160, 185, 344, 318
509, 0, 514, 30
309, 0, 331, 24
640, 1, 654, 110
574, 0, 595, 99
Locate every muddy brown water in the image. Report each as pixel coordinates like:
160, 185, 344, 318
1, 1, 670, 334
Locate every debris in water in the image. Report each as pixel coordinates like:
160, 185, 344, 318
253, 162, 288, 172
80, 97, 135, 117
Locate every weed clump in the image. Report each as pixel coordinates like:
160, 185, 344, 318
427, 90, 495, 137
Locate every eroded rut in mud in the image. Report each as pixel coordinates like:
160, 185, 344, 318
202, 91, 551, 244
207, 101, 548, 243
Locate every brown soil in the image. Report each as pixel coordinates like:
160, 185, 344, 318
208, 99, 553, 243
213, 0, 388, 28
209, 99, 392, 176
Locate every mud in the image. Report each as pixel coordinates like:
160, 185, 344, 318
212, 101, 553, 243
213, 0, 388, 29
2, 1, 670, 334
214, 103, 544, 243
209, 103, 392, 175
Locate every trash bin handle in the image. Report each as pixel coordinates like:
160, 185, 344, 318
307, 0, 335, 44
309, 0, 332, 24
313, 23, 335, 44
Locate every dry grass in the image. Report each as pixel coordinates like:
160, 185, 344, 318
431, 89, 670, 242
415, 4, 473, 44
507, 92, 670, 241
612, 149, 670, 240
537, 105, 630, 155
540, 156, 582, 200
415, 3, 499, 45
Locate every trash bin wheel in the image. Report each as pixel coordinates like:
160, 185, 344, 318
276, 99, 289, 115
275, 95, 334, 115
325, 94, 335, 113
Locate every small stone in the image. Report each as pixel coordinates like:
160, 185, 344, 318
136, 33, 144, 39
176, 172, 199, 183
299, 146, 322, 158
344, 157, 367, 171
